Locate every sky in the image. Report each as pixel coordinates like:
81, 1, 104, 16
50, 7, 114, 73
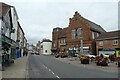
1, 0, 119, 45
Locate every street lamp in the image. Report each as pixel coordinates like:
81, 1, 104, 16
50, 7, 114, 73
77, 28, 83, 56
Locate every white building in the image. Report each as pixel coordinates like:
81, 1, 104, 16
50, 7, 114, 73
11, 6, 18, 42
40, 39, 52, 55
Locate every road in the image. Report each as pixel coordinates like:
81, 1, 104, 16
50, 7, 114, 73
26, 54, 118, 79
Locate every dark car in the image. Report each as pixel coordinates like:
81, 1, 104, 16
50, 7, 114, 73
31, 52, 35, 55
118, 60, 120, 67
35, 52, 40, 55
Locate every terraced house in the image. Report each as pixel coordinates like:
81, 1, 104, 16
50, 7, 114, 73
96, 30, 120, 57
52, 11, 106, 56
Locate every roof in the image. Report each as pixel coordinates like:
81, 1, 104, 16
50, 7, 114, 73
83, 18, 106, 33
96, 30, 120, 40
41, 39, 52, 43
72, 11, 106, 33
0, 2, 11, 17
58, 28, 67, 38
17, 21, 25, 35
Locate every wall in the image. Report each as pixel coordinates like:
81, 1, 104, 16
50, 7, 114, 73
42, 42, 52, 55
96, 39, 120, 55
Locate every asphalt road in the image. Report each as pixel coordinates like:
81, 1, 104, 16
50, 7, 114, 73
26, 54, 118, 79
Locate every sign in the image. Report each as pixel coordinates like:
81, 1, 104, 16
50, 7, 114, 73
0, 34, 16, 47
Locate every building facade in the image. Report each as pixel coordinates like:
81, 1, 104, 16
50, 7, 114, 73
52, 11, 106, 56
40, 39, 52, 55
16, 22, 25, 57
96, 30, 120, 57
0, 2, 18, 66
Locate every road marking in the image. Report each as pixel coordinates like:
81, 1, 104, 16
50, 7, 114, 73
43, 65, 48, 69
51, 72, 55, 75
49, 69, 51, 71
56, 75, 60, 79
42, 64, 60, 79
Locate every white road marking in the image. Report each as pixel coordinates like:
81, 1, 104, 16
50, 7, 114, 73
51, 72, 55, 75
42, 64, 60, 79
49, 69, 51, 71
43, 65, 48, 69
56, 75, 60, 78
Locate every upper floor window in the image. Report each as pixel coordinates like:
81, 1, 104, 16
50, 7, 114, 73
72, 29, 76, 39
71, 28, 82, 39
92, 31, 95, 39
97, 33, 99, 37
99, 41, 103, 46
113, 40, 118, 46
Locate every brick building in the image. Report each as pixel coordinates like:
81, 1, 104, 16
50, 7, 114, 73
52, 11, 106, 56
96, 30, 120, 57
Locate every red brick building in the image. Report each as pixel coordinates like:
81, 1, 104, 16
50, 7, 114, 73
96, 30, 120, 57
52, 11, 106, 56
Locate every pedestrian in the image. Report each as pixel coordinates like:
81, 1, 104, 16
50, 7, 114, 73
26, 51, 28, 56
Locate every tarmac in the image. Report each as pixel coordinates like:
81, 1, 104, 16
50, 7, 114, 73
0, 54, 119, 79
1, 55, 28, 79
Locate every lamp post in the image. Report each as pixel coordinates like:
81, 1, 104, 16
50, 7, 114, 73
77, 28, 83, 56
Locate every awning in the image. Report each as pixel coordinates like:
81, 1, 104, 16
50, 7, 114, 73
0, 34, 16, 47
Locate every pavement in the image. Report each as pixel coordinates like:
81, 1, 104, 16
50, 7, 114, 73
55, 57, 118, 73
1, 55, 28, 79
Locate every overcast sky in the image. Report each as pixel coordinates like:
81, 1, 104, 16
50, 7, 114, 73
1, 0, 119, 45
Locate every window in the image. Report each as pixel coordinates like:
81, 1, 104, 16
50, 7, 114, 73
72, 29, 76, 39
63, 39, 66, 43
53, 42, 56, 47
113, 40, 118, 46
71, 28, 82, 39
97, 33, 99, 37
92, 32, 95, 39
99, 41, 103, 46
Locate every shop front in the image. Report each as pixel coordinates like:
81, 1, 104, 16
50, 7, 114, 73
115, 48, 120, 57
98, 48, 119, 57
0, 34, 16, 66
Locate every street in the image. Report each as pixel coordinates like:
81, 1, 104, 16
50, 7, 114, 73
26, 54, 118, 79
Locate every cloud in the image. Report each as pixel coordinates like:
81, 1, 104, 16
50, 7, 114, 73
1, 0, 119, 44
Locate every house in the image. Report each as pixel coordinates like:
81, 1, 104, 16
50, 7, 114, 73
40, 39, 52, 55
16, 21, 25, 57
52, 11, 106, 56
96, 30, 120, 57
0, 2, 17, 66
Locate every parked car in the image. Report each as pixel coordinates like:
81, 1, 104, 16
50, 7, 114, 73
35, 52, 40, 55
31, 51, 40, 55
31, 52, 35, 55
118, 59, 120, 67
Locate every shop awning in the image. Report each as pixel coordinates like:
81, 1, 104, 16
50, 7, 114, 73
0, 34, 16, 47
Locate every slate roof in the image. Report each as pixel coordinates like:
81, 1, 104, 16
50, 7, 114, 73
41, 39, 52, 43
0, 2, 11, 17
83, 18, 106, 33
96, 30, 120, 40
